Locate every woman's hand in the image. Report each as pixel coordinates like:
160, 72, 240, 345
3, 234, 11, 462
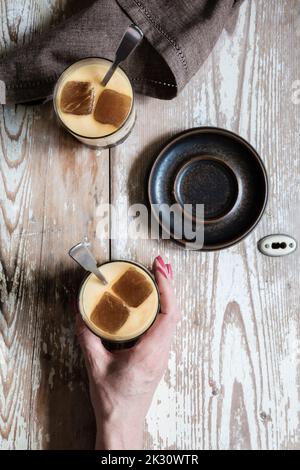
76, 256, 180, 450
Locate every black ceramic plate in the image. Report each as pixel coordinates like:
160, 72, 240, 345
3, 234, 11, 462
148, 127, 268, 251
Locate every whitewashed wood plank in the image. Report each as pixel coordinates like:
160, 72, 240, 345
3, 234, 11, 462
0, 0, 109, 449
110, 0, 300, 450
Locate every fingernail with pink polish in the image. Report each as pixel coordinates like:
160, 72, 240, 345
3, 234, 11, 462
156, 266, 168, 279
156, 255, 165, 268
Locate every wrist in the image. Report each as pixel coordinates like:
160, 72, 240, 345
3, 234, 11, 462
95, 408, 144, 450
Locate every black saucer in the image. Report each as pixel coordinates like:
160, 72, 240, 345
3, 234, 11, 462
148, 127, 268, 251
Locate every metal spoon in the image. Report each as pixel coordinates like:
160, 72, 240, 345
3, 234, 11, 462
69, 241, 108, 285
101, 24, 143, 87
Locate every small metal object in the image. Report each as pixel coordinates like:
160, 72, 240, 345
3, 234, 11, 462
258, 234, 297, 257
69, 241, 108, 285
101, 24, 143, 86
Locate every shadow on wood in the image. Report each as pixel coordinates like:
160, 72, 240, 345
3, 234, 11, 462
31, 263, 95, 449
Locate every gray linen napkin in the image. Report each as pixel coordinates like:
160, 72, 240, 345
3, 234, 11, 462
0, 0, 243, 104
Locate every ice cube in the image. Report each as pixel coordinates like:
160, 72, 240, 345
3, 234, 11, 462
91, 292, 129, 333
60, 81, 95, 115
112, 267, 153, 308
94, 89, 132, 128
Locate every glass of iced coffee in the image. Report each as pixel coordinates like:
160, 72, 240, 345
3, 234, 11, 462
78, 260, 160, 348
53, 58, 135, 148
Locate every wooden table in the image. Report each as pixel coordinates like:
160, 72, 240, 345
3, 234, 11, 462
0, 0, 299, 450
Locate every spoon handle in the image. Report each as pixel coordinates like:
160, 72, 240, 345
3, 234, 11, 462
69, 242, 108, 285
101, 24, 143, 86
101, 62, 118, 88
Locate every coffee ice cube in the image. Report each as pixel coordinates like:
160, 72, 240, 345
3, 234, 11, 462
91, 292, 129, 333
60, 81, 95, 115
112, 268, 153, 308
94, 89, 132, 128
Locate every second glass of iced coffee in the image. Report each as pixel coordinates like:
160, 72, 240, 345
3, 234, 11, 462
78, 260, 160, 349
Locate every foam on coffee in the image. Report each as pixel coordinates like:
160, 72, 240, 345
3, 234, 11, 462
79, 261, 159, 342
56, 59, 133, 138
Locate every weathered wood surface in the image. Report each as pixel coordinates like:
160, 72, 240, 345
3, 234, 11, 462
0, 1, 109, 449
0, 0, 299, 450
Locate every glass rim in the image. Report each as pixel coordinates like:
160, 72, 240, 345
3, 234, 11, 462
53, 57, 135, 140
77, 259, 160, 343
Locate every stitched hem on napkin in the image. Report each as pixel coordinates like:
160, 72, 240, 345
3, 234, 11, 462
117, 0, 186, 93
